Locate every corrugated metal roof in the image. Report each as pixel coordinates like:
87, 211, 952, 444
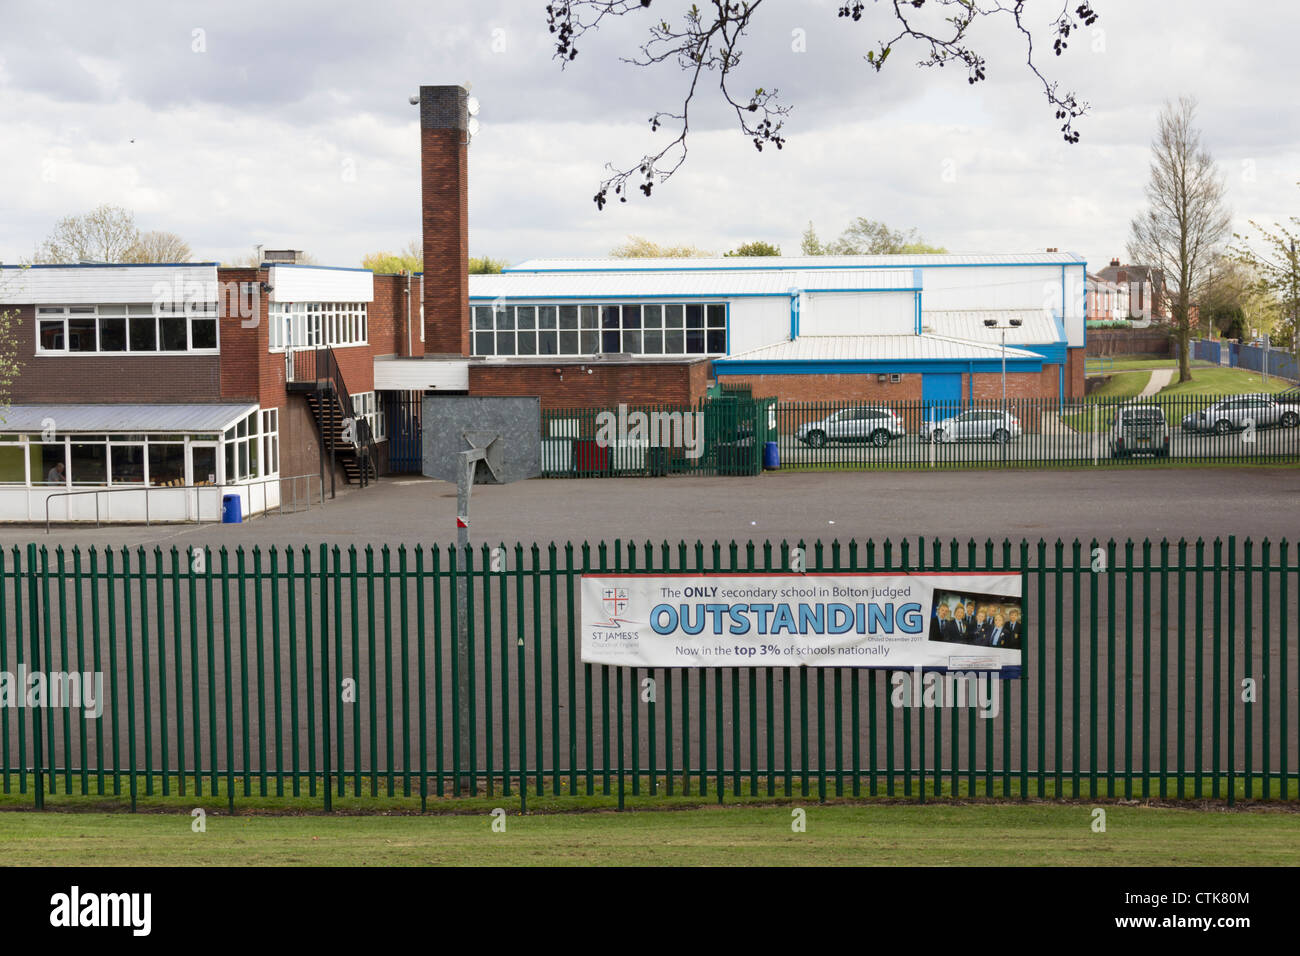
470, 269, 918, 299
0, 403, 257, 433
722, 335, 1043, 363
922, 310, 1064, 344
505, 252, 1084, 273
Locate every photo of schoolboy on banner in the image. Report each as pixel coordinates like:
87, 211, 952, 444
927, 590, 1024, 650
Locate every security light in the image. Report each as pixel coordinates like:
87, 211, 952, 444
1010, 318, 1023, 327
983, 319, 997, 328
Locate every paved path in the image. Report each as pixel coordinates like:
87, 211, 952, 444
1138, 368, 1176, 397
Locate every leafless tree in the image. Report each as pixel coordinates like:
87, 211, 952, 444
127, 230, 192, 263
545, 1, 1099, 207
1128, 96, 1232, 383
34, 204, 141, 263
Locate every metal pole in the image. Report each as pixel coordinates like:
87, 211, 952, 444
455, 452, 476, 796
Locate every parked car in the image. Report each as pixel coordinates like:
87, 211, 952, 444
1274, 386, 1300, 408
1180, 395, 1297, 434
1109, 404, 1170, 458
924, 409, 1022, 444
797, 407, 906, 448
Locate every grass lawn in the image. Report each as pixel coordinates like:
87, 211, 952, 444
1155, 365, 1293, 400
2, 803, 1298, 866
1086, 358, 1214, 375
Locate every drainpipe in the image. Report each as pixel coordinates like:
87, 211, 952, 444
404, 271, 413, 357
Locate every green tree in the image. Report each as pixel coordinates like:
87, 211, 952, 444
1231, 182, 1300, 352
469, 255, 509, 274
0, 267, 24, 414
362, 239, 423, 274
724, 240, 780, 257
1128, 96, 1232, 383
610, 235, 713, 258
802, 218, 946, 255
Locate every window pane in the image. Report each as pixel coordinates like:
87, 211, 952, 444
474, 332, 495, 355
130, 317, 157, 351
516, 330, 537, 355
110, 444, 145, 484
559, 306, 578, 330
621, 305, 641, 328
644, 330, 663, 354
687, 326, 705, 352
248, 437, 260, 478
665, 304, 684, 328
191, 318, 217, 349
539, 306, 558, 329
225, 442, 236, 482
516, 306, 536, 329
707, 328, 726, 353
685, 304, 705, 329
496, 306, 514, 330
495, 331, 516, 355
98, 304, 126, 317
707, 304, 726, 326
622, 330, 642, 353
37, 444, 66, 483
643, 304, 663, 327
560, 331, 580, 354
601, 305, 620, 330
538, 330, 558, 355
163, 314, 194, 350
69, 443, 107, 484
39, 321, 65, 350
580, 306, 599, 329
602, 329, 621, 352
664, 328, 685, 353
68, 318, 97, 352
147, 444, 186, 485
98, 318, 127, 351
579, 330, 599, 353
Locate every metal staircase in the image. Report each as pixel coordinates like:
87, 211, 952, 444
287, 347, 378, 490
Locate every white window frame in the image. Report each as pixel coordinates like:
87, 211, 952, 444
35, 303, 220, 356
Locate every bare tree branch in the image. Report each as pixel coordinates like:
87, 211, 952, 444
548, 0, 1100, 207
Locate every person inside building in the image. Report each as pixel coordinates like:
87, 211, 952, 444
46, 460, 66, 484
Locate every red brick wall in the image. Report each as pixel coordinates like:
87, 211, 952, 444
10, 304, 222, 404
1066, 347, 1086, 398
469, 361, 708, 409
421, 128, 469, 356
371, 274, 424, 359
217, 268, 270, 404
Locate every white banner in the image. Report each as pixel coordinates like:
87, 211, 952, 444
582, 573, 1023, 672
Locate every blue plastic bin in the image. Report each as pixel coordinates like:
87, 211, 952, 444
221, 493, 243, 524
762, 440, 780, 470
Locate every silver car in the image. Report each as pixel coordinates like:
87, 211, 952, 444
1181, 395, 1295, 434
797, 407, 906, 448
926, 410, 1022, 444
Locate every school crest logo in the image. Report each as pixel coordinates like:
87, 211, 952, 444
602, 587, 629, 617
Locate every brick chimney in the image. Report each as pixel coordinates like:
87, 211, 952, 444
419, 85, 470, 355
1110, 257, 1121, 268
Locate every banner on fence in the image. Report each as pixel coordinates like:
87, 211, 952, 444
581, 572, 1023, 672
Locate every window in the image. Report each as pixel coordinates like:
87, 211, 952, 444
269, 301, 369, 350
261, 409, 280, 477
35, 303, 219, 354
470, 301, 728, 357
352, 391, 386, 442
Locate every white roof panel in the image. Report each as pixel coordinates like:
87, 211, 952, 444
0, 403, 257, 433
922, 309, 1064, 345
470, 269, 918, 299
506, 252, 1085, 273
721, 334, 1043, 363
0, 264, 220, 305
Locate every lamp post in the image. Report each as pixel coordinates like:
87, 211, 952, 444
982, 317, 1024, 415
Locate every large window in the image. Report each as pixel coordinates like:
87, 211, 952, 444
352, 392, 386, 441
36, 303, 218, 355
0, 432, 238, 487
269, 302, 368, 349
471, 302, 726, 357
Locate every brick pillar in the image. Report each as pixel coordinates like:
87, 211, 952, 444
419, 85, 470, 356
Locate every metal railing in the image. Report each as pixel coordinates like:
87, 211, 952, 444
291, 346, 378, 490
1, 535, 1296, 810
43, 473, 324, 533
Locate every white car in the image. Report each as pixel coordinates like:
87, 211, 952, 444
797, 407, 907, 448
925, 410, 1022, 444
1181, 395, 1296, 434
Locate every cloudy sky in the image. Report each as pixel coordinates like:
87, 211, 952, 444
1, 0, 1296, 271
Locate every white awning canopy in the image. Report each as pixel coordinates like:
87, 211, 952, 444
0, 403, 258, 434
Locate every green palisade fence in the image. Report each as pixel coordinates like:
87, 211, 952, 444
1, 537, 1297, 809
540, 394, 1300, 475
